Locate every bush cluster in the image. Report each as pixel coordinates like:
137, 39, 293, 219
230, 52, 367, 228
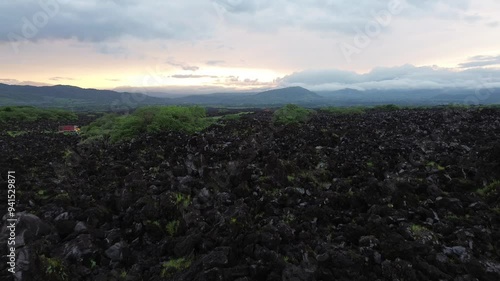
272, 104, 315, 125
0, 106, 77, 123
81, 106, 212, 142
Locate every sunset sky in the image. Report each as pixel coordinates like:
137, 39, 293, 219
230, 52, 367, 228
1, 0, 500, 94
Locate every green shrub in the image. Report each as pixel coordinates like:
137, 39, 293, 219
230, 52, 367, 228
39, 255, 68, 281
166, 220, 180, 237
6, 131, 27, 137
175, 193, 191, 209
81, 106, 212, 142
273, 104, 315, 125
477, 180, 500, 197
161, 258, 192, 278
410, 224, 427, 234
110, 115, 145, 141
0, 106, 77, 123
79, 113, 119, 142
142, 106, 209, 134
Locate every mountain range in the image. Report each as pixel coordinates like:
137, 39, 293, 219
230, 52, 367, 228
1, 83, 499, 109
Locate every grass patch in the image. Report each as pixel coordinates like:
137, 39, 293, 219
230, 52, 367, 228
6, 131, 27, 137
175, 193, 192, 209
477, 180, 500, 197
161, 258, 192, 278
426, 161, 445, 171
410, 224, 427, 234
166, 220, 180, 237
39, 255, 68, 281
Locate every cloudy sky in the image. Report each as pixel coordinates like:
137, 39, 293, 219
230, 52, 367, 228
1, 0, 499, 94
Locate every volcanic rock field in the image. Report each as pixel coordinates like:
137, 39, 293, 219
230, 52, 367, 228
1, 108, 500, 281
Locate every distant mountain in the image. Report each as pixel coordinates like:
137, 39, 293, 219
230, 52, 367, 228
316, 88, 363, 98
0, 84, 323, 107
0, 83, 169, 108
173, 86, 323, 106
317, 88, 500, 106
250, 86, 323, 104
175, 92, 257, 105
1, 83, 499, 108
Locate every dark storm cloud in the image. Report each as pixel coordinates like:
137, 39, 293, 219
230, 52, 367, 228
459, 55, 500, 68
0, 0, 481, 43
212, 0, 479, 35
280, 63, 500, 90
0, 0, 217, 42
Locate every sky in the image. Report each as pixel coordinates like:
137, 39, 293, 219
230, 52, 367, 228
0, 0, 500, 94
